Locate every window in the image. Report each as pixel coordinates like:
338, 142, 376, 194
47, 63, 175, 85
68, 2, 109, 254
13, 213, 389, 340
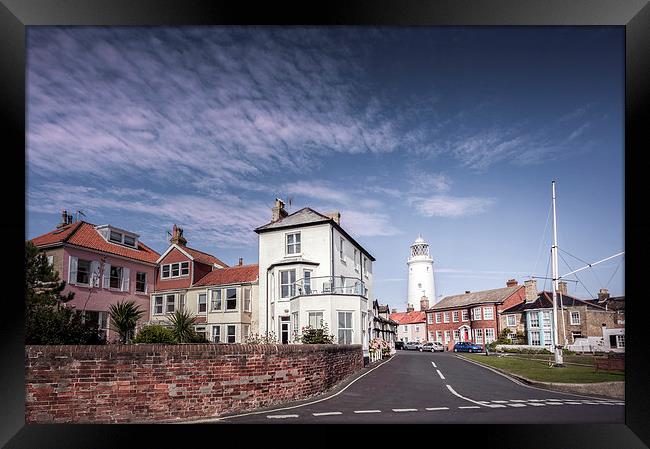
243, 287, 251, 312
530, 331, 541, 346
354, 249, 359, 271
615, 334, 625, 348
462, 310, 469, 322
123, 235, 136, 247
179, 294, 186, 311
162, 265, 170, 278
436, 331, 443, 343
444, 330, 451, 343
171, 263, 180, 277
530, 313, 539, 327
474, 328, 483, 344
506, 315, 516, 326
161, 262, 189, 279
76, 259, 91, 285
542, 311, 551, 327
211, 290, 222, 311
166, 294, 175, 313
453, 330, 460, 342
109, 266, 123, 289
339, 237, 345, 261
363, 257, 368, 276
471, 307, 482, 321
292, 312, 299, 338
109, 230, 122, 243
47, 255, 54, 266
485, 328, 495, 343
226, 288, 237, 310
543, 331, 552, 346
404, 325, 408, 332
280, 269, 296, 298
435, 313, 442, 324
212, 325, 221, 343
570, 311, 580, 325
309, 312, 324, 329
303, 270, 312, 294
286, 232, 301, 254
154, 296, 163, 314
483, 307, 494, 320
443, 312, 450, 323
195, 326, 206, 340
198, 293, 207, 313
243, 324, 250, 339
180, 261, 190, 276
338, 312, 353, 344
572, 331, 583, 341
135, 272, 147, 293
452, 311, 459, 322
227, 325, 236, 343
427, 313, 433, 324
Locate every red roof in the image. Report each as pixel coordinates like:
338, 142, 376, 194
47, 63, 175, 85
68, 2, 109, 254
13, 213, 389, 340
193, 264, 259, 287
182, 245, 228, 268
390, 311, 426, 325
30, 221, 160, 264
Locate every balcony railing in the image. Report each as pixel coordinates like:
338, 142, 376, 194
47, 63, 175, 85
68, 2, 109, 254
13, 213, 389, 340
290, 275, 366, 297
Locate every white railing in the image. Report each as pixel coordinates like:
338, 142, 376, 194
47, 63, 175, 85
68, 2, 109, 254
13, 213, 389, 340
369, 350, 382, 363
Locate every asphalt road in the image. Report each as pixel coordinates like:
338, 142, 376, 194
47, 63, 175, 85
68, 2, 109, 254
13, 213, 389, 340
208, 351, 625, 424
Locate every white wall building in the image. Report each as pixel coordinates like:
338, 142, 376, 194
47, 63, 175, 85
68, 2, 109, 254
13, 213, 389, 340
407, 236, 436, 305
256, 200, 375, 352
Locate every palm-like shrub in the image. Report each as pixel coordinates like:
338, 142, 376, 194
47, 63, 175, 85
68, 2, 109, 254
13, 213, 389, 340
133, 324, 176, 344
166, 309, 197, 343
108, 300, 144, 344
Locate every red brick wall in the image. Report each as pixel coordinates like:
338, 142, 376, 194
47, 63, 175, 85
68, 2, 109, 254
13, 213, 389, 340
26, 344, 363, 423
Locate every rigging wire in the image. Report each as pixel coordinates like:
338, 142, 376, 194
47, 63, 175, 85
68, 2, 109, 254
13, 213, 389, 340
542, 250, 551, 292
605, 256, 623, 289
558, 252, 595, 299
558, 247, 604, 287
530, 200, 553, 279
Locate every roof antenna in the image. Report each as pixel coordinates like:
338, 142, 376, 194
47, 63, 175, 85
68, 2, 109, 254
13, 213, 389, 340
286, 196, 293, 213
75, 210, 86, 222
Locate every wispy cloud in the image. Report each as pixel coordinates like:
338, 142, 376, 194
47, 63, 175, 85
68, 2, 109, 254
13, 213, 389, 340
409, 195, 496, 218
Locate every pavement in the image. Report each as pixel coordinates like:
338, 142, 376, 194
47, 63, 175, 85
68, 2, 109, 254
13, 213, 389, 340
200, 350, 625, 424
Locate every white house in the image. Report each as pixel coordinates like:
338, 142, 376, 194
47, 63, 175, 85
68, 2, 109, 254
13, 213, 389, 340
255, 199, 375, 352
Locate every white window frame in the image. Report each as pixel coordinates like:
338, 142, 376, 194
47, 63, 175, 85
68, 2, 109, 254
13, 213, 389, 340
530, 312, 540, 328
226, 324, 237, 343
363, 257, 368, 278
280, 269, 296, 298
339, 236, 345, 261
302, 269, 312, 295
462, 310, 469, 322
482, 307, 494, 320
506, 315, 516, 326
444, 330, 451, 344
435, 312, 442, 324
485, 328, 495, 343
543, 330, 552, 347
443, 312, 450, 323
243, 286, 252, 312
474, 328, 484, 344
47, 255, 54, 266
225, 287, 238, 311
165, 294, 175, 313
292, 312, 299, 339
109, 265, 123, 290
308, 311, 324, 329
471, 307, 482, 321
212, 325, 221, 343
286, 232, 301, 255
452, 311, 459, 322
160, 261, 190, 279
436, 331, 443, 343
135, 271, 147, 293
154, 295, 164, 315
427, 313, 433, 324
542, 310, 551, 327
198, 293, 207, 314
453, 330, 460, 342
109, 230, 123, 244
354, 249, 359, 272
211, 289, 222, 311
570, 311, 581, 325
615, 334, 625, 348
337, 311, 353, 345
530, 331, 541, 346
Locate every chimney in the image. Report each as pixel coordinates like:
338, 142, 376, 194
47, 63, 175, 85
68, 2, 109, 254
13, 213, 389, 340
557, 281, 568, 296
391, 308, 397, 314
406, 303, 414, 313
465, 291, 471, 294
238, 257, 243, 266
170, 224, 188, 246
420, 295, 430, 311
598, 288, 610, 302
506, 279, 518, 287
57, 210, 73, 228
325, 211, 341, 225
524, 279, 538, 303
271, 198, 288, 222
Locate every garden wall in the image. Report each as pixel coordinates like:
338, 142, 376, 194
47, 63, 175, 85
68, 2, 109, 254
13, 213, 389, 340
25, 343, 364, 423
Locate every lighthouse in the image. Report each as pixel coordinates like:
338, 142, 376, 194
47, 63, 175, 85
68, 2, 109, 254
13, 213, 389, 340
407, 235, 436, 307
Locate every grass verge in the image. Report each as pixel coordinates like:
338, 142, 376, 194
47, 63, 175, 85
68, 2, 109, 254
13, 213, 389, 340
464, 354, 624, 383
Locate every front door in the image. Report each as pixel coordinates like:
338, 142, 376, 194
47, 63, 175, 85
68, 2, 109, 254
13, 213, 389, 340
280, 316, 290, 344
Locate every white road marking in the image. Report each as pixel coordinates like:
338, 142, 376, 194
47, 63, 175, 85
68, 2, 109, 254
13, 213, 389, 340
492, 400, 508, 403
436, 369, 446, 380
431, 361, 437, 368
488, 404, 507, 408
507, 403, 527, 407
393, 408, 418, 412
267, 414, 299, 419
510, 399, 527, 402
545, 402, 564, 406
445, 384, 502, 408
312, 412, 342, 416
527, 399, 543, 402
353, 410, 382, 414
564, 402, 583, 405
528, 403, 546, 406
459, 406, 480, 409
425, 407, 449, 411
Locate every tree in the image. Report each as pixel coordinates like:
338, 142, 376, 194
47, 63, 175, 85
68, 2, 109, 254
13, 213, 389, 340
25, 241, 102, 344
299, 324, 335, 344
108, 300, 144, 344
166, 309, 197, 343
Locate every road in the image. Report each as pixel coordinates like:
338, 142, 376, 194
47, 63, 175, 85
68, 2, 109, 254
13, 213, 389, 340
209, 351, 625, 424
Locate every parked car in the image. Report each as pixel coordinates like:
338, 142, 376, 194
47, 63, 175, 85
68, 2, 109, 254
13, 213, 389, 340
404, 341, 423, 350
395, 341, 405, 350
453, 342, 484, 353
420, 342, 444, 352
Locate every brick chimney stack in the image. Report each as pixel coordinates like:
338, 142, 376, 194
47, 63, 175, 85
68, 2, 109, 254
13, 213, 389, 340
170, 224, 188, 246
420, 295, 430, 311
506, 279, 518, 287
391, 308, 397, 313
557, 281, 568, 296
325, 211, 341, 225
57, 210, 73, 228
406, 303, 414, 312
524, 279, 538, 303
465, 291, 471, 294
271, 198, 288, 222
598, 288, 610, 302
238, 257, 243, 266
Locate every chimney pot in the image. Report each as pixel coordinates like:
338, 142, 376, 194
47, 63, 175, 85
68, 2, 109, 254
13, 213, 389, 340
57, 210, 70, 228
325, 211, 341, 225
465, 291, 471, 294
506, 279, 518, 287
170, 224, 188, 246
557, 281, 568, 296
406, 303, 414, 312
598, 288, 610, 302
238, 257, 243, 266
391, 308, 397, 314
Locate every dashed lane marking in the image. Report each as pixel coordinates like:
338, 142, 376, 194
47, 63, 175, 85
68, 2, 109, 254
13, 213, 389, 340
545, 402, 564, 406
510, 399, 527, 402
492, 400, 508, 403
507, 403, 527, 407
267, 414, 299, 419
431, 361, 437, 368
459, 406, 480, 409
528, 403, 546, 406
353, 410, 382, 414
393, 408, 418, 412
312, 412, 342, 416
436, 369, 446, 380
445, 384, 501, 408
425, 407, 449, 411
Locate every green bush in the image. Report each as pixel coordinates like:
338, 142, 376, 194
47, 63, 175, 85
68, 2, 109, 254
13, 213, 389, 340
300, 324, 335, 344
133, 325, 176, 344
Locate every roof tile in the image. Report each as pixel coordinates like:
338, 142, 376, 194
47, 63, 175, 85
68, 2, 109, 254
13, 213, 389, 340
192, 264, 259, 287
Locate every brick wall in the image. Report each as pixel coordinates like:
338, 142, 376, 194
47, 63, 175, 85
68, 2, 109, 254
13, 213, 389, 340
26, 343, 363, 423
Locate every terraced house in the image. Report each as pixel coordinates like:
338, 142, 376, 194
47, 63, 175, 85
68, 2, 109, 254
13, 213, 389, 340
30, 211, 160, 340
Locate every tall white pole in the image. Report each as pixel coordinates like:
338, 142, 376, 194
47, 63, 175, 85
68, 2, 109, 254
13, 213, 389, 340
551, 181, 564, 366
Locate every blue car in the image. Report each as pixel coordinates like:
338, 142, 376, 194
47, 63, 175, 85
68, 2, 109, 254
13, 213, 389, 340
453, 342, 483, 353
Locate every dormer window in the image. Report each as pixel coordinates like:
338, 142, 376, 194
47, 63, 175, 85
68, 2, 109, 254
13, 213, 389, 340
109, 230, 122, 243
123, 235, 136, 247
96, 225, 139, 248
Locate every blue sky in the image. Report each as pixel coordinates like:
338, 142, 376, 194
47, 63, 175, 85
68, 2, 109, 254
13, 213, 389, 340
26, 27, 624, 311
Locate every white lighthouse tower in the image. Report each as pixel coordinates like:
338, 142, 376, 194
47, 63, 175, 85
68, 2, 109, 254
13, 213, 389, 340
407, 235, 436, 307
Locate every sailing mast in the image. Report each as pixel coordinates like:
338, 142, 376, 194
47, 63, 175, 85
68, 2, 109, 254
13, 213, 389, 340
551, 181, 564, 367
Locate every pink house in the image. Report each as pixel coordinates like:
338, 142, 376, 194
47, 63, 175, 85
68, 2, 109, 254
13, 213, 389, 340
30, 211, 160, 341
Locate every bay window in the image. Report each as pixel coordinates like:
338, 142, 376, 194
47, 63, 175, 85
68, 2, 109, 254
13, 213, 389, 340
280, 269, 296, 298
226, 288, 237, 310
309, 311, 324, 329
166, 294, 175, 313
211, 290, 222, 311
154, 295, 163, 314
338, 312, 353, 344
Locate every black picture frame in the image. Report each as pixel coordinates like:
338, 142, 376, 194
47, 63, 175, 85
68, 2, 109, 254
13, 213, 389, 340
2, 0, 649, 447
